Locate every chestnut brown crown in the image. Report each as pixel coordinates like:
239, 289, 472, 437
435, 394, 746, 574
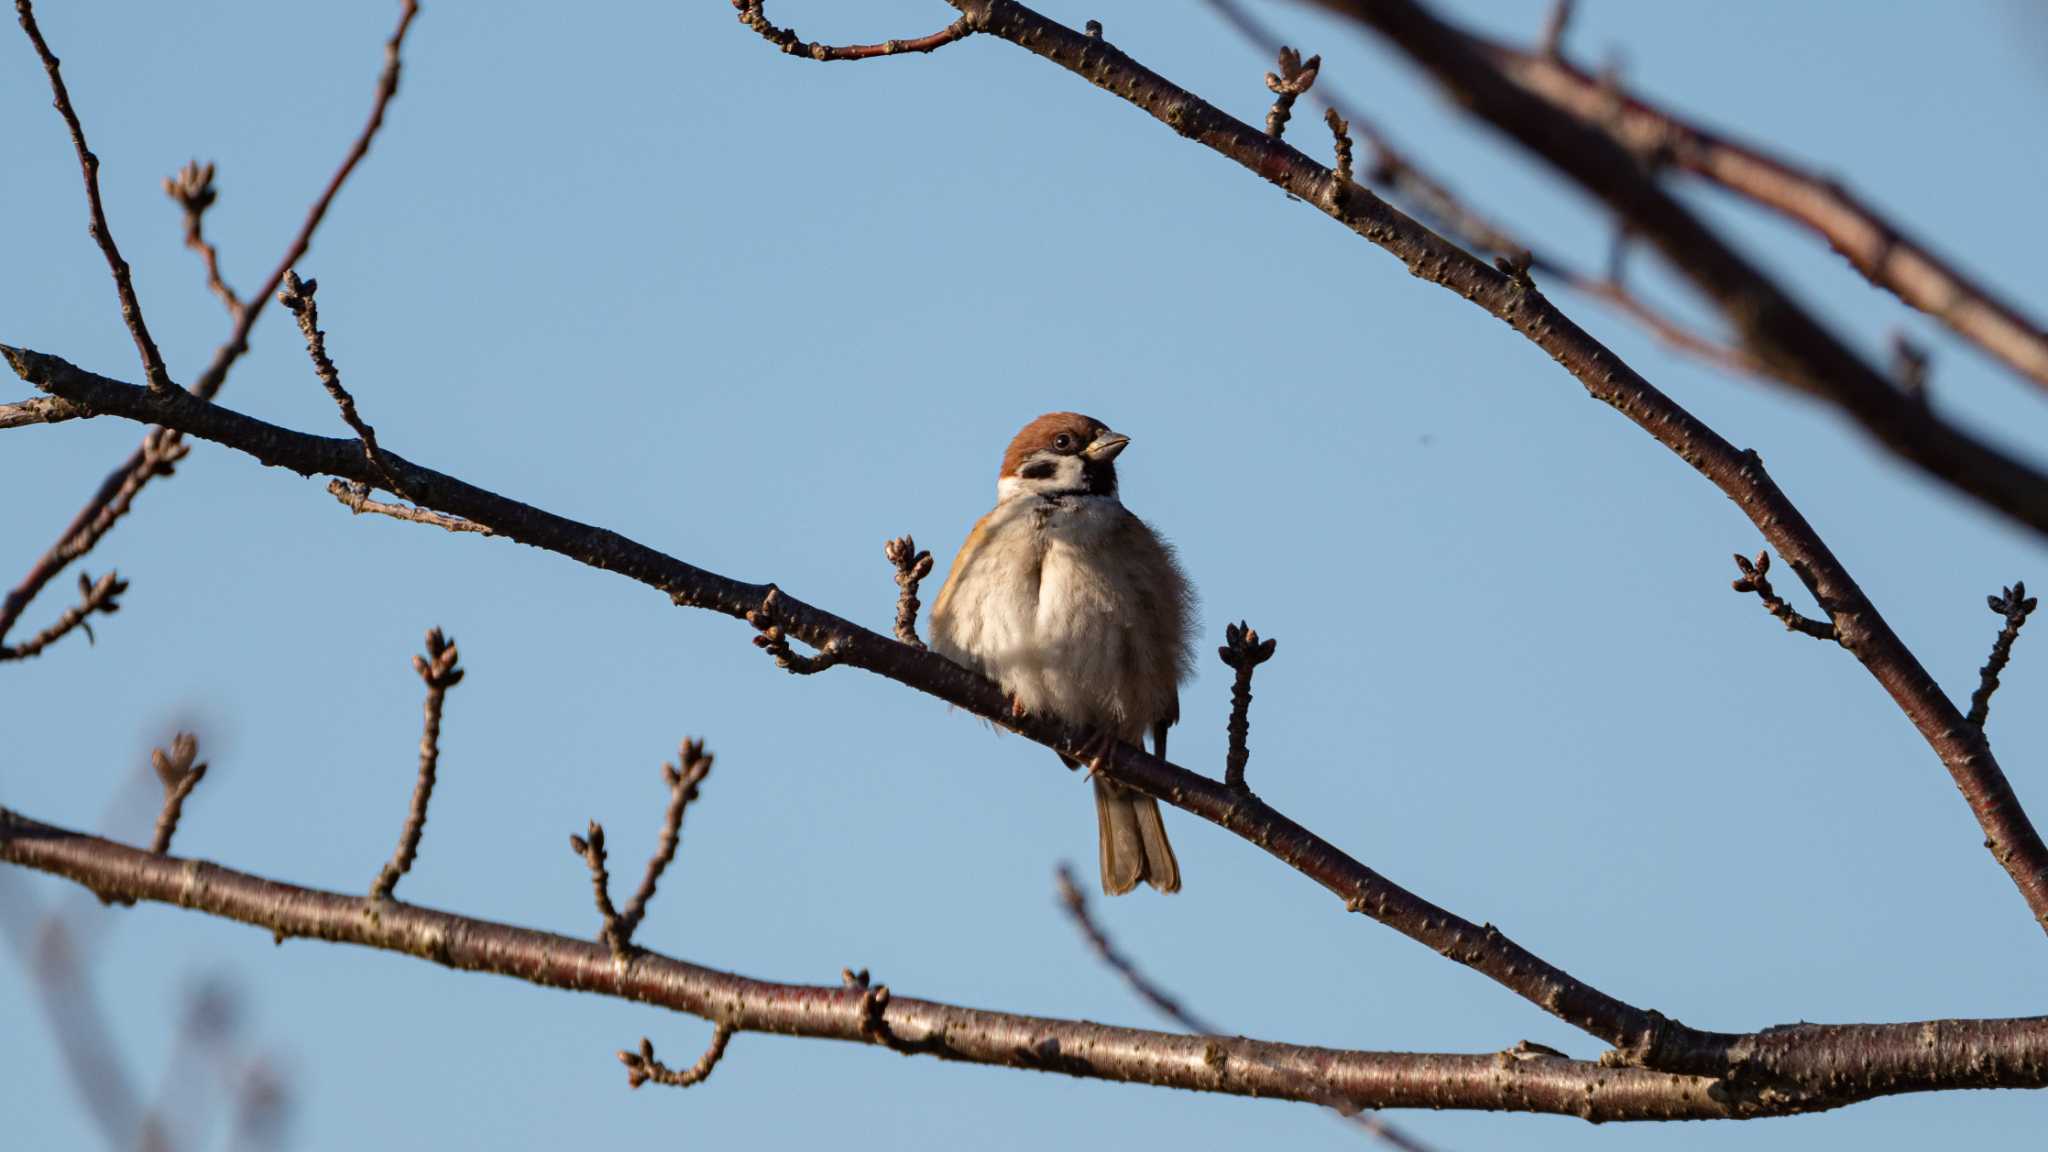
999, 412, 1112, 479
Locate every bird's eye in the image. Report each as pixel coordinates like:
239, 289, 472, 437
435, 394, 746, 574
1052, 433, 1075, 452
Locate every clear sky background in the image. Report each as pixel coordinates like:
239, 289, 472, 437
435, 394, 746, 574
5, 2, 2045, 1149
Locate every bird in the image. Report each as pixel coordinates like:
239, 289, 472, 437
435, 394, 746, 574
929, 412, 1197, 895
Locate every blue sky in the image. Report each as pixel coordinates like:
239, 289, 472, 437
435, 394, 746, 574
4, 2, 2045, 1149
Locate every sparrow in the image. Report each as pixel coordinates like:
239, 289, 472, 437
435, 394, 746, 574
930, 412, 1197, 895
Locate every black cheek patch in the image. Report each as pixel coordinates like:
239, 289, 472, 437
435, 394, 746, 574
1018, 460, 1057, 480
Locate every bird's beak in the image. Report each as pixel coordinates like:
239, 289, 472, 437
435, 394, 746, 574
1083, 432, 1130, 462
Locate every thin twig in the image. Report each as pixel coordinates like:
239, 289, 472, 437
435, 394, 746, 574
1730, 551, 1836, 641
883, 535, 934, 648
278, 272, 394, 486
1968, 582, 2037, 729
1055, 865, 1439, 1151
0, 0, 419, 654
1326, 108, 1354, 186
163, 160, 241, 315
746, 587, 846, 673
0, 570, 126, 662
732, 0, 972, 61
371, 628, 462, 901
0, 395, 85, 430
148, 733, 207, 856
16, 0, 174, 393
568, 822, 627, 958
328, 480, 493, 535
1264, 46, 1320, 138
1538, 0, 1574, 58
1219, 622, 1277, 791
614, 740, 713, 944
619, 1027, 734, 1089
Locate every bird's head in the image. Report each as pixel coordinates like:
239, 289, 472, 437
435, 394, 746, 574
996, 411, 1129, 503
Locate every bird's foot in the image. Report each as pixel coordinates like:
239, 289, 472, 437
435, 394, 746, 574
1077, 729, 1120, 779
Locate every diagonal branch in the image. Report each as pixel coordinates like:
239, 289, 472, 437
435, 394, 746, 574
163, 160, 242, 316
7, 807, 2047, 1121
0, 570, 126, 662
1731, 551, 1836, 641
879, 0, 2048, 934
16, 0, 175, 394
1481, 34, 2048, 394
3, 344, 1726, 1068
0, 0, 418, 655
614, 741, 713, 945
1297, 0, 2048, 539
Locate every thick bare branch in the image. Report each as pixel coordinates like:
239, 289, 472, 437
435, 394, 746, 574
4, 345, 1725, 1066
1056, 865, 1438, 1151
1297, 0, 2048, 538
897, 0, 2048, 933
8, 809, 2047, 1120
371, 628, 462, 901
1483, 35, 2048, 394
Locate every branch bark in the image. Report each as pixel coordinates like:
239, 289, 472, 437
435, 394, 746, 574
1295, 0, 2048, 539
2, 344, 1735, 1070
1481, 34, 2048, 394
880, 0, 2048, 932
6, 808, 2045, 1121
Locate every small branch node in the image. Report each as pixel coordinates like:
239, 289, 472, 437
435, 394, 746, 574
1263, 46, 1320, 138
883, 535, 935, 648
620, 1025, 735, 1089
746, 587, 845, 674
1218, 621, 1277, 792
1494, 249, 1537, 288
1084, 19, 1103, 40
1731, 550, 1837, 641
1969, 581, 2037, 729
148, 732, 207, 855
371, 628, 462, 901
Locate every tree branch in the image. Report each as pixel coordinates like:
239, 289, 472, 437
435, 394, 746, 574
1481, 33, 2048, 394
0, 0, 418, 654
6, 807, 2045, 1120
731, 0, 972, 62
1296, 0, 2048, 539
2, 343, 1736, 1069
147, 733, 207, 857
0, 570, 127, 662
883, 535, 935, 649
1731, 551, 1837, 641
892, 0, 2048, 934
16, 0, 175, 394
614, 741, 712, 945
1218, 621, 1276, 791
1056, 864, 1440, 1151
163, 160, 242, 316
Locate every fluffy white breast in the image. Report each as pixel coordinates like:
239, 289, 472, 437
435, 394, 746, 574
931, 495, 1181, 737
